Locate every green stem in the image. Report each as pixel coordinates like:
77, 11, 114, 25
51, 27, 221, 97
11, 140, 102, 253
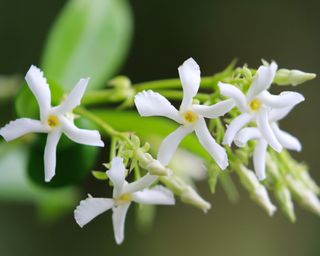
74, 107, 130, 143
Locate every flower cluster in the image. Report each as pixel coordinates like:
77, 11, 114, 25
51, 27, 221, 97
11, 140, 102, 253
0, 58, 318, 245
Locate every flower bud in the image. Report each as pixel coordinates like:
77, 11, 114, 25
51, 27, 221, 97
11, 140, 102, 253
274, 184, 295, 222
180, 186, 211, 213
274, 69, 316, 86
238, 165, 276, 216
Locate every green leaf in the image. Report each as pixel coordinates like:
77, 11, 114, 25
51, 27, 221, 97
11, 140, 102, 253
93, 110, 210, 159
0, 141, 79, 220
92, 171, 108, 180
41, 0, 133, 91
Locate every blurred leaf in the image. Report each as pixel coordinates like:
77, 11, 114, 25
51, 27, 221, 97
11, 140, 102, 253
0, 141, 79, 220
41, 0, 133, 91
93, 110, 210, 159
92, 170, 108, 180
27, 117, 100, 188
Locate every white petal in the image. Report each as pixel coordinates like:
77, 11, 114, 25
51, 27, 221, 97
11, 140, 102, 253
256, 107, 282, 152
122, 174, 158, 194
271, 123, 302, 151
223, 113, 253, 146
134, 90, 181, 123
234, 127, 262, 147
247, 61, 277, 101
132, 185, 175, 205
269, 106, 296, 122
253, 139, 268, 180
25, 65, 51, 120
60, 116, 104, 147
195, 118, 228, 170
178, 58, 201, 111
0, 118, 48, 142
192, 99, 235, 118
44, 129, 62, 182
54, 78, 89, 114
106, 157, 127, 198
218, 82, 247, 112
157, 125, 193, 166
259, 91, 305, 108
74, 197, 114, 228
112, 203, 130, 245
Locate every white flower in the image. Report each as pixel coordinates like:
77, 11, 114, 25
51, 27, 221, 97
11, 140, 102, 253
135, 58, 233, 169
234, 104, 303, 180
74, 157, 175, 244
218, 61, 304, 153
0, 65, 104, 182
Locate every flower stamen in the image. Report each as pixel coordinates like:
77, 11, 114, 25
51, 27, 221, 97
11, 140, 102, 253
183, 111, 198, 124
249, 99, 262, 111
47, 115, 59, 128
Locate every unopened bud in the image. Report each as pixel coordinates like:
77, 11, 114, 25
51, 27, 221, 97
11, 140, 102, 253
181, 186, 211, 213
274, 69, 316, 86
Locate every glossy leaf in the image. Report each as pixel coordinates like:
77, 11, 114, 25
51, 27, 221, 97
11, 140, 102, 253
41, 0, 133, 91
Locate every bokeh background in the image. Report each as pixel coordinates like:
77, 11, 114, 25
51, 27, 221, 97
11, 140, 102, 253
0, 0, 319, 255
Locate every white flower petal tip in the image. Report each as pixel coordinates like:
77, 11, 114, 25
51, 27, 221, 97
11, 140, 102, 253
134, 90, 181, 123
74, 197, 114, 228
132, 185, 175, 205
178, 57, 201, 110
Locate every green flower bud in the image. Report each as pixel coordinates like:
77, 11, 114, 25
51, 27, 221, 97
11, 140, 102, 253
274, 69, 316, 86
274, 184, 296, 222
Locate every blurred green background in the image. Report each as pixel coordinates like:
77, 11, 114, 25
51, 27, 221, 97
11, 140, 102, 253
0, 0, 319, 255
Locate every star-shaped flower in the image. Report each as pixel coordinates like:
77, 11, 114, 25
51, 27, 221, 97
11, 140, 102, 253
234, 104, 303, 180
218, 61, 304, 153
74, 157, 175, 244
135, 58, 234, 169
0, 65, 104, 182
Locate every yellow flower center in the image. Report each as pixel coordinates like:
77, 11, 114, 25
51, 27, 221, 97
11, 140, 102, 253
183, 111, 198, 124
118, 193, 132, 203
249, 99, 262, 111
47, 115, 59, 128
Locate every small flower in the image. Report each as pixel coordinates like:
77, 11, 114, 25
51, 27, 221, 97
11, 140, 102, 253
135, 58, 233, 169
74, 157, 175, 244
234, 104, 303, 180
0, 65, 104, 182
218, 61, 304, 153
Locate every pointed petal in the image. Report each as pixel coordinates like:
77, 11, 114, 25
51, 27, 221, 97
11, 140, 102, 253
269, 105, 296, 122
55, 78, 89, 114
259, 91, 305, 108
157, 126, 193, 166
178, 58, 201, 111
74, 197, 114, 228
112, 203, 130, 245
195, 118, 228, 170
271, 123, 302, 151
218, 82, 247, 112
107, 157, 127, 198
122, 174, 158, 194
223, 113, 253, 146
0, 118, 48, 142
44, 129, 62, 182
132, 185, 175, 205
192, 99, 235, 118
256, 108, 282, 152
253, 139, 268, 180
234, 127, 262, 147
247, 61, 277, 100
60, 117, 104, 147
25, 65, 51, 119
134, 90, 181, 123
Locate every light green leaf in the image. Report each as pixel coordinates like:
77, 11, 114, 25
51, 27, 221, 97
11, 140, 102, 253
41, 0, 133, 90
